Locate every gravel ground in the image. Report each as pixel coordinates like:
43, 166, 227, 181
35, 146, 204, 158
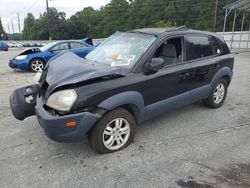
0, 49, 250, 188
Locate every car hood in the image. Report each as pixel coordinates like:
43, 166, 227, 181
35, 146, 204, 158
14, 48, 41, 58
42, 51, 126, 97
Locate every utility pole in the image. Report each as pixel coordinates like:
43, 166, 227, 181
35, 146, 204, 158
213, 0, 218, 32
46, 0, 51, 40
7, 23, 10, 40
11, 19, 15, 40
18, 12, 21, 39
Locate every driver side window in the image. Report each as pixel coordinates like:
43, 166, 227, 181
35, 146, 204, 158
153, 36, 184, 67
51, 43, 69, 51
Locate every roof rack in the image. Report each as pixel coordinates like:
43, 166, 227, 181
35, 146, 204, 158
168, 25, 188, 32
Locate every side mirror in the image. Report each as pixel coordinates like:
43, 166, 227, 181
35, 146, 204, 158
145, 58, 164, 72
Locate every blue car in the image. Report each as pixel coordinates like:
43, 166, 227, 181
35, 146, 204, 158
9, 39, 95, 72
0, 41, 8, 51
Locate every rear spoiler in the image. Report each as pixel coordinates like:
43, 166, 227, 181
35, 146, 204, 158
82, 38, 93, 46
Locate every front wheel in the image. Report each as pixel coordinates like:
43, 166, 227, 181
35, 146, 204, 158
203, 78, 228, 108
30, 59, 45, 72
89, 108, 136, 154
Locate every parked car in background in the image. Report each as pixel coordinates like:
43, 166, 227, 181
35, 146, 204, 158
0, 41, 8, 51
9, 27, 234, 153
9, 39, 95, 72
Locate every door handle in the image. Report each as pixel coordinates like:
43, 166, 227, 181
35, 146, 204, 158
179, 72, 190, 78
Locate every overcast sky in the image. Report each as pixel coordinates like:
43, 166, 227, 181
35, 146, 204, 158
0, 0, 111, 33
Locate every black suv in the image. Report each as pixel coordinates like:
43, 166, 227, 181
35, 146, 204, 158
10, 26, 234, 153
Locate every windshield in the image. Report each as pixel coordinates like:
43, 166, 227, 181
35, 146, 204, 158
85, 32, 156, 68
39, 42, 58, 51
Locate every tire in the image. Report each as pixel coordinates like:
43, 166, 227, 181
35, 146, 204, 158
29, 58, 45, 72
89, 108, 136, 154
203, 78, 228, 108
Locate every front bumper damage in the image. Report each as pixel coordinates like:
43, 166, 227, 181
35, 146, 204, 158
9, 59, 29, 70
9, 84, 101, 142
9, 84, 38, 120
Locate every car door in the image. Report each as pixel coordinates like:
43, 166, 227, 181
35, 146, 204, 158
69, 42, 88, 57
43, 42, 70, 62
136, 35, 194, 119
186, 34, 223, 99
50, 42, 69, 53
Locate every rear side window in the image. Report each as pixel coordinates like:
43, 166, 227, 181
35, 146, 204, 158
70, 42, 85, 49
51, 43, 69, 51
187, 35, 221, 60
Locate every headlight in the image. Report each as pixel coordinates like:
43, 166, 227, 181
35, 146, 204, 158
15, 55, 27, 60
46, 89, 77, 112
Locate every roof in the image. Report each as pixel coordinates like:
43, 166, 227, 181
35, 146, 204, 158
129, 25, 188, 35
223, 0, 250, 12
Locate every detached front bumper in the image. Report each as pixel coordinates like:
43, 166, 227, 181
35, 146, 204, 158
10, 85, 101, 142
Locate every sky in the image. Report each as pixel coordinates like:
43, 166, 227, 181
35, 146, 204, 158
0, 0, 111, 33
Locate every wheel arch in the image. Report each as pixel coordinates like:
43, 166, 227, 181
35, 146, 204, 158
222, 75, 231, 86
210, 66, 233, 89
97, 91, 145, 124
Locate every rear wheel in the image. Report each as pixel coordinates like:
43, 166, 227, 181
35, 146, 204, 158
30, 59, 45, 72
89, 108, 136, 154
203, 78, 228, 108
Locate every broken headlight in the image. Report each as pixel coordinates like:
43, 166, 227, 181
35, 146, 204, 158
46, 89, 77, 112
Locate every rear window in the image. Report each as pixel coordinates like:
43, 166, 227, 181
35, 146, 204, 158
187, 35, 221, 60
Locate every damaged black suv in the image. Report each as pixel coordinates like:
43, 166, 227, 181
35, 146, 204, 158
10, 26, 234, 153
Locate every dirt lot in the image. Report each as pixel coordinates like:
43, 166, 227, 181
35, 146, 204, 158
0, 49, 250, 188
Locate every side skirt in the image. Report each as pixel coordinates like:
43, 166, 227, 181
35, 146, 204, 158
143, 85, 210, 121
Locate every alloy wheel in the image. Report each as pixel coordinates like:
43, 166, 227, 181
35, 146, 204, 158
31, 60, 44, 72
102, 118, 130, 150
213, 83, 225, 104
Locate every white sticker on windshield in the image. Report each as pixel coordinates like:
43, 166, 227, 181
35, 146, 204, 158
111, 61, 130, 67
110, 54, 136, 67
117, 54, 136, 61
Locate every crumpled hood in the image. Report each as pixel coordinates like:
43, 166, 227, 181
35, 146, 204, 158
14, 48, 40, 58
43, 51, 125, 97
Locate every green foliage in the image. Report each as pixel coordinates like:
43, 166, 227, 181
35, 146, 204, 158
23, 13, 35, 40
0, 17, 7, 39
22, 0, 238, 40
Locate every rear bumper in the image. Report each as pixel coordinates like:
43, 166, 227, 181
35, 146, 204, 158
9, 84, 101, 142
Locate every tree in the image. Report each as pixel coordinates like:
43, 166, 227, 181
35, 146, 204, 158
21, 0, 240, 39
0, 17, 6, 40
22, 13, 35, 40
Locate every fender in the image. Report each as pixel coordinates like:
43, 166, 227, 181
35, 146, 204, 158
98, 91, 145, 123
191, 66, 233, 101
209, 66, 233, 91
